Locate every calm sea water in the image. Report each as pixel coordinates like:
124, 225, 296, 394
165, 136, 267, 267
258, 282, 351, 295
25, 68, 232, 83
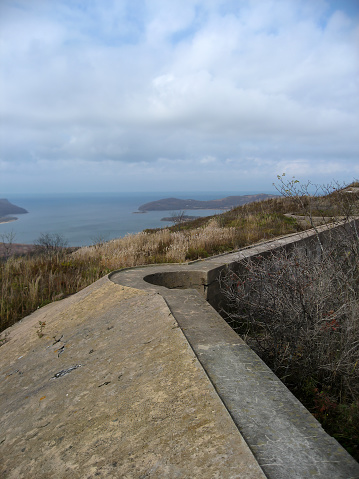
0, 191, 263, 247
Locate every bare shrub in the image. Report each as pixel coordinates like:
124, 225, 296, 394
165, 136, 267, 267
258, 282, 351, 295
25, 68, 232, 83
90, 233, 110, 248
170, 210, 187, 230
34, 232, 69, 256
275, 175, 359, 250
220, 228, 359, 403
220, 222, 359, 457
0, 231, 16, 259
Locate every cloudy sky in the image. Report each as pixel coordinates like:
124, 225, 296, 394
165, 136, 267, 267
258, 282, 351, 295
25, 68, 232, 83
1, 0, 358, 193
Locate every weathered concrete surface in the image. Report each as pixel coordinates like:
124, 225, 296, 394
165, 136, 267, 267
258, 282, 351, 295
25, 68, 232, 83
0, 277, 265, 479
111, 224, 359, 479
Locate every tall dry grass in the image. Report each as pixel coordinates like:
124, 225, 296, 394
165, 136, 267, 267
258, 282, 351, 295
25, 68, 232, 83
0, 253, 110, 332
74, 213, 300, 269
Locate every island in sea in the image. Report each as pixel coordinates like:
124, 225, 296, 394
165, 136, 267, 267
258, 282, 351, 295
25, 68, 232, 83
0, 199, 28, 224
138, 194, 278, 212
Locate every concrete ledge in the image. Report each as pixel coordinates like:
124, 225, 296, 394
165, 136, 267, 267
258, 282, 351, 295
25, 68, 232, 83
110, 225, 359, 479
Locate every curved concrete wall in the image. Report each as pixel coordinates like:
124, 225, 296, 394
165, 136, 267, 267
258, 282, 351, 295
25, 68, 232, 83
110, 222, 359, 479
144, 270, 206, 292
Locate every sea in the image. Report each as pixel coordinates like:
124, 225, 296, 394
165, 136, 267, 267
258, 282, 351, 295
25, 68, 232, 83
0, 191, 267, 247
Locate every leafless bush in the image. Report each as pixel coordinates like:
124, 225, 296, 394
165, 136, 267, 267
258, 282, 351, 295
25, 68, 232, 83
90, 233, 110, 249
220, 229, 359, 402
0, 231, 16, 259
34, 233, 68, 256
170, 210, 187, 230
275, 175, 359, 250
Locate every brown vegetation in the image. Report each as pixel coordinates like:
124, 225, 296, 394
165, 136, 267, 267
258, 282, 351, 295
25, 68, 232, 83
0, 252, 110, 332
220, 179, 359, 460
221, 238, 359, 460
73, 209, 301, 267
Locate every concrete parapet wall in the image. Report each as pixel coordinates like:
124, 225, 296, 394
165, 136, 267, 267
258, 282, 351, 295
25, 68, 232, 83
110, 220, 359, 479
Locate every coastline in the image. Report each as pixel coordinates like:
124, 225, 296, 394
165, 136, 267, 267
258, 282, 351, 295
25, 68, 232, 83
0, 217, 18, 224
0, 191, 259, 247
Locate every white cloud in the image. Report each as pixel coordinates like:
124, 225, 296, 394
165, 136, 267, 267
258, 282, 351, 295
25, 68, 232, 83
0, 0, 358, 192
200, 156, 216, 164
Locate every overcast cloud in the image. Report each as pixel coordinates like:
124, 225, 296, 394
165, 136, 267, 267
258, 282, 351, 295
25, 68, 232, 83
0, 0, 358, 193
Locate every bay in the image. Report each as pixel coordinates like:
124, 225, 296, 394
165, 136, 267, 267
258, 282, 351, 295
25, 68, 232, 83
0, 191, 259, 247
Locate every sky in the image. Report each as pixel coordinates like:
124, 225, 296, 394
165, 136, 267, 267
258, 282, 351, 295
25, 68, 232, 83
0, 0, 358, 194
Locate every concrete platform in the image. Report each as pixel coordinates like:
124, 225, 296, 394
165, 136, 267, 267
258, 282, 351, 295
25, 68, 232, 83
0, 276, 265, 478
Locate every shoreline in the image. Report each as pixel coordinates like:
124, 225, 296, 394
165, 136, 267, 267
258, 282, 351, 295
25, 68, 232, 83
0, 217, 18, 224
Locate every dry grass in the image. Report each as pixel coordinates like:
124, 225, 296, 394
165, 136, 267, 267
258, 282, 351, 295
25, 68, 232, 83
74, 211, 300, 268
74, 219, 236, 267
0, 253, 110, 332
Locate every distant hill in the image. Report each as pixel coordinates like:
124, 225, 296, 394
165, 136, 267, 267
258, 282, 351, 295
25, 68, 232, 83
0, 199, 28, 217
138, 194, 278, 211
